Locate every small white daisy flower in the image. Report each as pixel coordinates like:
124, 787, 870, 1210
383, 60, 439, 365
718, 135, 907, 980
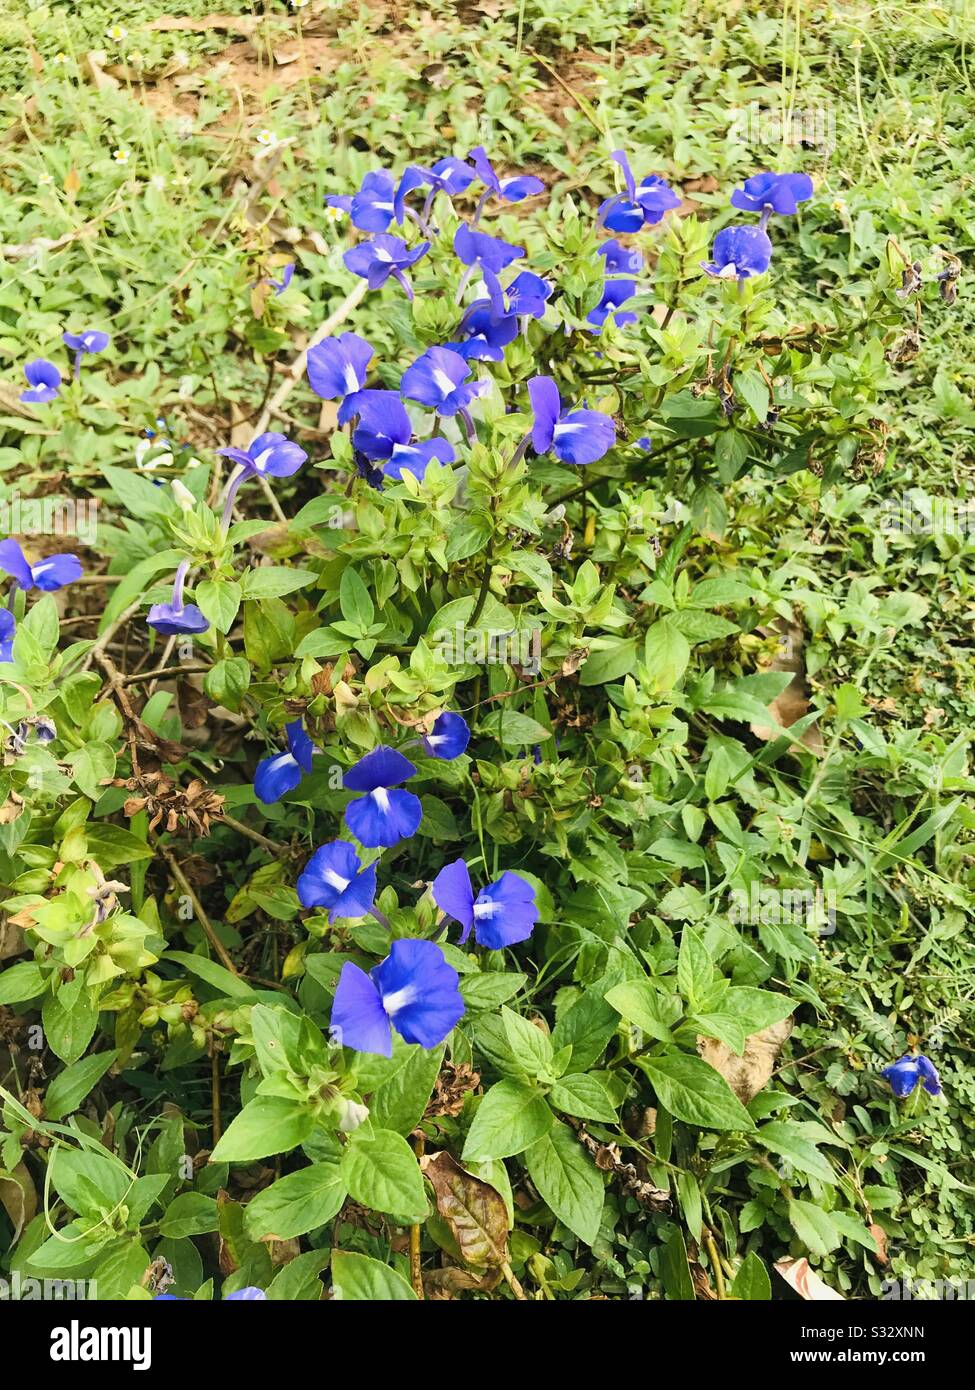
324, 204, 346, 223
106, 24, 128, 41
112, 148, 131, 165
149, 174, 166, 191
255, 129, 278, 147
52, 52, 70, 66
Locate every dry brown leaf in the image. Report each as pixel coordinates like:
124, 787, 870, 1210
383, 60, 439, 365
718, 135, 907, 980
419, 1151, 509, 1269
0, 1163, 37, 1243
749, 619, 824, 754
83, 51, 120, 92
775, 1256, 845, 1300
698, 1017, 793, 1103
0, 918, 25, 960
869, 1223, 889, 1265
147, 14, 260, 34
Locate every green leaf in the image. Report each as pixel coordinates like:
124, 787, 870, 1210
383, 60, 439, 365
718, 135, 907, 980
266, 1248, 330, 1301
579, 638, 638, 686
754, 1121, 835, 1183
604, 979, 675, 1043
338, 567, 375, 628
788, 1198, 841, 1258
43, 1049, 118, 1121
548, 1073, 618, 1122
677, 1170, 702, 1242
158, 1192, 220, 1238
524, 1120, 603, 1246
677, 928, 713, 1008
659, 1226, 695, 1300
244, 1164, 346, 1241
330, 1249, 417, 1301
731, 1250, 771, 1300
479, 710, 551, 748
340, 1127, 426, 1221
722, 987, 796, 1034
366, 1040, 445, 1136
210, 1097, 315, 1163
459, 972, 526, 1012
462, 1079, 553, 1160
637, 1054, 755, 1131
164, 950, 256, 1001
501, 1007, 553, 1078
643, 617, 690, 692
196, 579, 242, 634
0, 960, 45, 1005
240, 566, 318, 599
42, 989, 97, 1064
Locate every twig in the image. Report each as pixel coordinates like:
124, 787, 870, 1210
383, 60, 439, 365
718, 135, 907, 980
410, 1132, 425, 1299
211, 1047, 222, 1147
158, 844, 239, 976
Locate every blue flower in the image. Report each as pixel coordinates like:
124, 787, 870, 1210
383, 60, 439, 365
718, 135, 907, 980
62, 328, 109, 356
598, 151, 680, 232
453, 224, 525, 274
528, 375, 616, 465
146, 601, 209, 635
297, 840, 377, 922
401, 346, 487, 418
343, 234, 430, 297
881, 1054, 942, 1099
331, 937, 464, 1056
701, 225, 773, 280
469, 146, 545, 203
224, 1287, 267, 1300
306, 332, 374, 415
421, 711, 470, 760
432, 858, 538, 949
0, 540, 82, 592
430, 155, 478, 195
254, 720, 316, 804
504, 271, 552, 319
268, 262, 295, 296
0, 610, 14, 663
730, 171, 813, 217
343, 745, 422, 847
445, 302, 518, 362
20, 359, 62, 404
586, 278, 638, 331
327, 170, 397, 232
217, 431, 308, 478
598, 239, 643, 275
346, 390, 456, 481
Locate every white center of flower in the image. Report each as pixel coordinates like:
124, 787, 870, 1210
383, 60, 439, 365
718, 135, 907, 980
473, 899, 498, 920
553, 422, 584, 438
372, 787, 392, 813
432, 369, 456, 397
253, 447, 274, 472
718, 262, 738, 278
266, 753, 296, 775
425, 733, 444, 747
382, 985, 417, 1016
375, 247, 393, 262
322, 868, 350, 892
31, 561, 54, 577
343, 364, 360, 394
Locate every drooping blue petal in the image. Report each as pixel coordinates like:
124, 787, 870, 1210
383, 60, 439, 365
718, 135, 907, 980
586, 278, 638, 331
473, 871, 538, 949
345, 787, 423, 848
552, 408, 616, 465
224, 1287, 267, 1300
28, 553, 82, 591
146, 602, 210, 635
253, 751, 302, 804
422, 711, 470, 760
217, 431, 307, 478
383, 438, 455, 482
528, 376, 561, 454
372, 938, 464, 1049
499, 173, 545, 201
881, 1056, 920, 1099
62, 329, 109, 355
0, 540, 35, 588
269, 263, 294, 295
343, 235, 430, 293
349, 390, 412, 458
635, 174, 681, 224
401, 346, 485, 417
20, 358, 62, 403
505, 271, 552, 318
348, 170, 397, 232
331, 961, 393, 1056
0, 609, 14, 663
453, 224, 525, 273
394, 165, 430, 223
430, 156, 477, 195
598, 239, 643, 275
599, 195, 645, 234
730, 171, 813, 216
610, 149, 637, 200
432, 857, 476, 943
343, 745, 416, 792
915, 1054, 943, 1096
469, 145, 501, 196
286, 719, 315, 774
307, 332, 374, 401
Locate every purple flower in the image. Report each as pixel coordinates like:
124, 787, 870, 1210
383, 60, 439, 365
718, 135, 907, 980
469, 146, 544, 203
297, 840, 377, 922
62, 328, 109, 380
147, 558, 210, 636
327, 170, 397, 232
343, 745, 422, 848
0, 610, 14, 663
0, 540, 82, 592
528, 375, 616, 465
598, 239, 643, 275
19, 359, 62, 404
254, 720, 315, 804
345, 390, 456, 481
331, 937, 464, 1056
881, 1054, 942, 1099
701, 225, 773, 280
432, 858, 538, 949
306, 332, 374, 415
224, 1287, 267, 1301
421, 711, 470, 760
504, 271, 552, 319
217, 431, 308, 478
445, 302, 518, 362
586, 278, 638, 331
343, 234, 430, 298
268, 263, 295, 296
453, 224, 525, 274
730, 171, 813, 217
598, 151, 680, 232
401, 346, 487, 418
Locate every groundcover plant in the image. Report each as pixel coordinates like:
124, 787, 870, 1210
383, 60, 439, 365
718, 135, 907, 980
0, 0, 972, 1305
